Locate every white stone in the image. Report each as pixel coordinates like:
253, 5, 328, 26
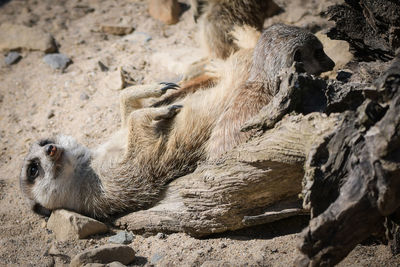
47, 209, 108, 241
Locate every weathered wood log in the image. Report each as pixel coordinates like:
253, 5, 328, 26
297, 52, 400, 266
114, 66, 341, 236
326, 0, 400, 61
115, 112, 338, 236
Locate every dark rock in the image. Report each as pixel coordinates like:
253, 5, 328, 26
47, 110, 55, 119
98, 61, 109, 72
4, 52, 21, 65
336, 70, 352, 83
80, 92, 90, 100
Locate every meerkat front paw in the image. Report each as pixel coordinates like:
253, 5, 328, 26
121, 82, 180, 101
159, 82, 180, 93
154, 105, 183, 121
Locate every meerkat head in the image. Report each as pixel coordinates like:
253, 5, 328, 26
249, 24, 335, 84
292, 35, 335, 75
20, 135, 93, 216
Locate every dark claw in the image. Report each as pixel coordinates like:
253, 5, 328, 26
159, 82, 180, 92
154, 105, 183, 121
168, 104, 183, 111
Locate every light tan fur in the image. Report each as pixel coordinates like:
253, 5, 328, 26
20, 24, 334, 219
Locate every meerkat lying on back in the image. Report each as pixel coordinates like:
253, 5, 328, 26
20, 24, 334, 219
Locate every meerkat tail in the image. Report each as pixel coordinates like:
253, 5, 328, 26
231, 25, 261, 50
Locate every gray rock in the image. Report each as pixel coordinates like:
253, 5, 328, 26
150, 252, 164, 264
80, 92, 90, 100
43, 53, 71, 70
4, 52, 21, 65
0, 23, 57, 53
108, 231, 134, 244
47, 209, 108, 241
70, 244, 135, 267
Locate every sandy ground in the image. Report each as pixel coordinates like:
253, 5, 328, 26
1, 0, 400, 266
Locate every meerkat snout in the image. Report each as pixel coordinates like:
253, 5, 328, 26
46, 144, 56, 156
44, 144, 62, 161
293, 41, 335, 75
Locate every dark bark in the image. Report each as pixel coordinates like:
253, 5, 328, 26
326, 0, 400, 61
297, 52, 400, 266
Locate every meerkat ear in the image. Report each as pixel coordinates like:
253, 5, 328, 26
294, 50, 302, 62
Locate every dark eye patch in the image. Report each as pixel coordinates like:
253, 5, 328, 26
38, 139, 54, 147
314, 49, 326, 59
27, 161, 40, 182
294, 50, 302, 62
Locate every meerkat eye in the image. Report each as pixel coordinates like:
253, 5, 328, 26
294, 50, 302, 62
27, 162, 40, 181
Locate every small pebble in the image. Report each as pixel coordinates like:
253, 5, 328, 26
43, 53, 71, 70
98, 61, 109, 72
336, 70, 352, 83
80, 92, 90, 100
150, 253, 164, 264
5, 52, 22, 65
100, 25, 134, 36
108, 231, 135, 245
156, 232, 167, 239
47, 110, 55, 119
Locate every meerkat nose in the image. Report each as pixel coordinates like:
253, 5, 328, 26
46, 145, 57, 157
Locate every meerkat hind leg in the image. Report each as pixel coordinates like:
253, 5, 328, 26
182, 58, 209, 82
124, 105, 183, 155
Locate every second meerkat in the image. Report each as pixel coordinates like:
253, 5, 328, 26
191, 0, 281, 59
